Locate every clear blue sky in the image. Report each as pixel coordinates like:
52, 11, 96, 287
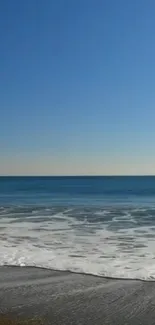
0, 0, 155, 175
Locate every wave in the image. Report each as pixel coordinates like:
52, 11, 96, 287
1, 205, 155, 281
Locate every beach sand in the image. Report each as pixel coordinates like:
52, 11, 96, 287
0, 266, 155, 324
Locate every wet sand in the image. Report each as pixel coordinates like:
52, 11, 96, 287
0, 266, 155, 324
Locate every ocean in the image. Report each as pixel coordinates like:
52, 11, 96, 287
0, 176, 155, 280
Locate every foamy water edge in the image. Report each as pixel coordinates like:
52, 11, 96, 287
1, 206, 155, 281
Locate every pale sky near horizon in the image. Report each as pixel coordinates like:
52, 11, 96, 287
1, 0, 155, 176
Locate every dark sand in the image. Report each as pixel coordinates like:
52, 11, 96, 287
0, 267, 155, 324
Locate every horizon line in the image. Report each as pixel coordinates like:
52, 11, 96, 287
0, 175, 155, 177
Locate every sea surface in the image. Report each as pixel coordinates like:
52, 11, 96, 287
0, 176, 155, 280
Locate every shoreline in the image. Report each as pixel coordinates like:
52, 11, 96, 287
1, 264, 155, 282
0, 266, 155, 324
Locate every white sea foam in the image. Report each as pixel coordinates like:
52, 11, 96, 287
1, 207, 155, 280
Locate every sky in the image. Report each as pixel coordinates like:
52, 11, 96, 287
0, 0, 155, 175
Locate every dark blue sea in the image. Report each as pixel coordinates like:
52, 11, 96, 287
0, 176, 155, 280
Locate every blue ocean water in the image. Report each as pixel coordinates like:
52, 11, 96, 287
0, 176, 155, 280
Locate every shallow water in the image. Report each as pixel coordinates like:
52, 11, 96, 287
1, 176, 155, 280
